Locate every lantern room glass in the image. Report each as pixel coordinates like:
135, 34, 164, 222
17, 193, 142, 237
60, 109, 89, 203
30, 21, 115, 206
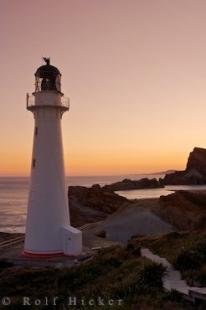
35, 74, 61, 92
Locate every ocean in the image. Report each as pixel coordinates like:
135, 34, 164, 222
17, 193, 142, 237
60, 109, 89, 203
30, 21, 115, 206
1, 174, 206, 233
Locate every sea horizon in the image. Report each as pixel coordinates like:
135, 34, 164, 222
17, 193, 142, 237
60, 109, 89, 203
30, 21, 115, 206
2, 173, 206, 234
0, 173, 165, 234
0, 171, 170, 178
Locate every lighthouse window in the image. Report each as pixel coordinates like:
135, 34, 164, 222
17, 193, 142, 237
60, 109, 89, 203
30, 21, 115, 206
35, 127, 38, 136
32, 159, 36, 168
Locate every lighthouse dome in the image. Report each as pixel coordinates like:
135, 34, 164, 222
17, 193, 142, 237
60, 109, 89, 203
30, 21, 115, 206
35, 60, 61, 78
35, 58, 62, 93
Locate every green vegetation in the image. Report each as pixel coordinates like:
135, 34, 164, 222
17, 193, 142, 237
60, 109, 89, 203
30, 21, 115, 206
0, 245, 193, 309
174, 240, 206, 286
0, 259, 13, 270
132, 232, 206, 288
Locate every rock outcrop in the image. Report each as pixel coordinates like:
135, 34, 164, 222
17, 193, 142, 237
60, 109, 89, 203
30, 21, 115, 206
163, 169, 204, 185
68, 178, 164, 227
186, 147, 206, 175
163, 147, 206, 185
103, 178, 164, 192
68, 184, 129, 227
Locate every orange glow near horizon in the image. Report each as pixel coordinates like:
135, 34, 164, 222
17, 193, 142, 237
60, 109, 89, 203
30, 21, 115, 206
1, 0, 206, 176
0, 147, 188, 176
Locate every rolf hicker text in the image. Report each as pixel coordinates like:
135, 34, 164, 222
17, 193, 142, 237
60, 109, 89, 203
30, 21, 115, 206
0, 296, 124, 307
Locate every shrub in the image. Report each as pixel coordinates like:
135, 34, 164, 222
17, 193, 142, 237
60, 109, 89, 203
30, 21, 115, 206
174, 241, 206, 272
174, 250, 201, 270
0, 260, 13, 269
126, 243, 141, 256
195, 265, 206, 286
195, 241, 206, 257
164, 289, 184, 302
139, 263, 165, 289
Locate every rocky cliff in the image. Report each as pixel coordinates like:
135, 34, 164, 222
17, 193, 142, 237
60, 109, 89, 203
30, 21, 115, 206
103, 178, 163, 192
68, 184, 129, 227
163, 147, 206, 185
186, 147, 206, 174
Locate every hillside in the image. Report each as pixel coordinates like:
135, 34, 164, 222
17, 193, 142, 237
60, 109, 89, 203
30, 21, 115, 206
0, 245, 195, 309
154, 191, 206, 231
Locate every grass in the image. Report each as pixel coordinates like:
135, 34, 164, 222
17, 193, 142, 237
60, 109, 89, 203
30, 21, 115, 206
131, 231, 206, 288
0, 245, 194, 310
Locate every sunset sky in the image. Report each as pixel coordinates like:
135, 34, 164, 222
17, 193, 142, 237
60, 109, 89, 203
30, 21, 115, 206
1, 0, 206, 176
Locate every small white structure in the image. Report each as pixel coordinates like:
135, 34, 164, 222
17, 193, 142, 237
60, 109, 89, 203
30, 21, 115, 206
24, 58, 82, 257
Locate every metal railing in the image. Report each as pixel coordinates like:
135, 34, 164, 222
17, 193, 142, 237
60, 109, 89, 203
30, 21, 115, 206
61, 96, 70, 109
26, 93, 70, 110
26, 93, 34, 109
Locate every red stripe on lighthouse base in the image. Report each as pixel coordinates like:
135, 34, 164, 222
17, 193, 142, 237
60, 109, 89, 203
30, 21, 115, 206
23, 250, 64, 258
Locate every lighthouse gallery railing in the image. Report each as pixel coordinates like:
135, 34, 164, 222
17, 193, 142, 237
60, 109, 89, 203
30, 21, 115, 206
26, 93, 70, 110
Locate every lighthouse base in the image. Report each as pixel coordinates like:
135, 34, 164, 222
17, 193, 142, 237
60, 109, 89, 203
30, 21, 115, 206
23, 226, 82, 258
61, 225, 82, 256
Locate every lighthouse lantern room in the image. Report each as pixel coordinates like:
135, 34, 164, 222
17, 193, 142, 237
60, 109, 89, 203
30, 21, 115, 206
24, 58, 82, 257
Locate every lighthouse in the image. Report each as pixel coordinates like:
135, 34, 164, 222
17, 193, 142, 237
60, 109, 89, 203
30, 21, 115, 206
24, 58, 82, 257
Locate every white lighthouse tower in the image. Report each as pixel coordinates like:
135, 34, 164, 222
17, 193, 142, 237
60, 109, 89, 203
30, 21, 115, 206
24, 58, 82, 257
